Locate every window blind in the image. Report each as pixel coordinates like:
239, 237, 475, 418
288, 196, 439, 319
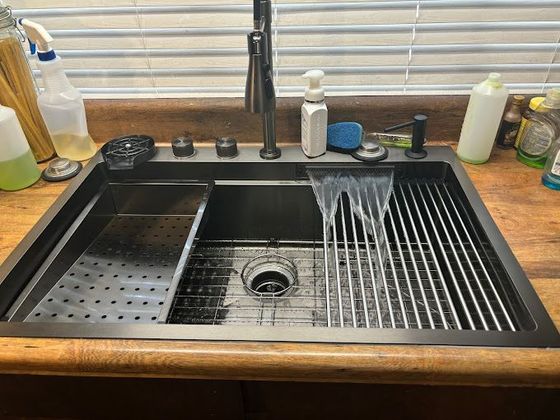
10, 0, 560, 98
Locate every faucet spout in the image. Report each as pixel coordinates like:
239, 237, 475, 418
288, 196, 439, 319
245, 0, 281, 160
245, 31, 273, 114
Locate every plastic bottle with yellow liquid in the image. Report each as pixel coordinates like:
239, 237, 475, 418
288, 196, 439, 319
514, 97, 544, 149
20, 19, 96, 161
457, 73, 509, 164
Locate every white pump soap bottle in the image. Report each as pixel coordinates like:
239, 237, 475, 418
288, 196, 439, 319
301, 69, 328, 158
20, 19, 97, 161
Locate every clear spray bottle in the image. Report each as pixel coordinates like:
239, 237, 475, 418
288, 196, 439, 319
20, 19, 97, 161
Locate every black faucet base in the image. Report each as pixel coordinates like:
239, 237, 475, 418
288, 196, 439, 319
405, 148, 428, 159
260, 147, 281, 160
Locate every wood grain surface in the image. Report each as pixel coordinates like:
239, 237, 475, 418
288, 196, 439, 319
0, 141, 558, 387
84, 96, 471, 145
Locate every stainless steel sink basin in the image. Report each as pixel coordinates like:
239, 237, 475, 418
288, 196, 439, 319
0, 146, 557, 347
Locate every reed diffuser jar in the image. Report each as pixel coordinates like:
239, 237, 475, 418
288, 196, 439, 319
0, 5, 54, 162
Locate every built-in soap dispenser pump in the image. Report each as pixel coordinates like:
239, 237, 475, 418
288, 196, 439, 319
384, 114, 429, 159
301, 69, 328, 158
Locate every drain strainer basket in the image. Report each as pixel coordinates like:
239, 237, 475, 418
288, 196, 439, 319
241, 253, 297, 299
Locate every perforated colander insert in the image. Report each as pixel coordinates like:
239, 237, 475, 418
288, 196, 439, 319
26, 215, 193, 323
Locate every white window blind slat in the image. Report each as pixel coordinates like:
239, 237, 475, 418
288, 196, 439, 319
10, 0, 560, 98
44, 43, 558, 59
37, 21, 560, 38
76, 82, 560, 95
14, 1, 560, 17
32, 63, 560, 78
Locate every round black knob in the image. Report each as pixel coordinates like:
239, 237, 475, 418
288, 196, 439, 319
172, 136, 195, 158
215, 137, 238, 159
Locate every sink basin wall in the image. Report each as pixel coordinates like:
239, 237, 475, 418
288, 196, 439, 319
201, 183, 322, 241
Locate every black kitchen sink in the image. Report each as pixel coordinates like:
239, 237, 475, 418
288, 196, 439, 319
0, 146, 557, 347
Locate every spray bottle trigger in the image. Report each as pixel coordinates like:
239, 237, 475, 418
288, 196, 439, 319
16, 18, 36, 55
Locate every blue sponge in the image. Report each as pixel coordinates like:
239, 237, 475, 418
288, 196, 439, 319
327, 122, 363, 153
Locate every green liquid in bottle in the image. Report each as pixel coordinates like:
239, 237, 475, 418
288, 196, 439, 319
0, 149, 41, 191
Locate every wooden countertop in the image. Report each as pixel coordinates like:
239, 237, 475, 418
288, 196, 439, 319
0, 145, 559, 387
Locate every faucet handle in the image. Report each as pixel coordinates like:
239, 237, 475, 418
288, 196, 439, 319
384, 114, 428, 159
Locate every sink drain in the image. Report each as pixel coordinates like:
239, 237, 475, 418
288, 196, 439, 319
241, 253, 297, 298
251, 270, 292, 295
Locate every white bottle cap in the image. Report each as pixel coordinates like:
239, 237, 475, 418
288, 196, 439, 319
487, 72, 502, 83
302, 69, 325, 101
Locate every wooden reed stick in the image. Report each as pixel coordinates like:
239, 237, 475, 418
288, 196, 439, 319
0, 36, 54, 161
0, 71, 44, 143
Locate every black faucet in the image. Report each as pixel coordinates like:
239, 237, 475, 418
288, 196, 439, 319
245, 0, 281, 160
384, 114, 428, 159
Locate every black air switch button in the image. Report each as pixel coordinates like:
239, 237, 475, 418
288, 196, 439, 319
216, 137, 238, 159
172, 136, 195, 158
101, 135, 156, 170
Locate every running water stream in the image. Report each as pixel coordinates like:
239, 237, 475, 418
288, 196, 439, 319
308, 167, 396, 326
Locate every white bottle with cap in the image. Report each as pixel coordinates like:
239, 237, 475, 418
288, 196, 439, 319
457, 72, 509, 164
301, 70, 328, 158
20, 19, 97, 162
